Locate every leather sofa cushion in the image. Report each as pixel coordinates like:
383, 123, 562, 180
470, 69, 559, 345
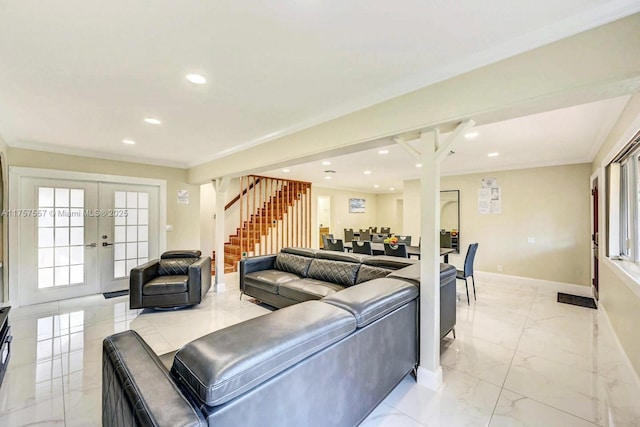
242, 270, 300, 295
171, 301, 356, 406
355, 265, 394, 284
158, 258, 196, 275
281, 247, 317, 258
387, 263, 420, 285
143, 276, 188, 295
278, 279, 345, 302
274, 252, 314, 277
315, 250, 369, 263
306, 258, 360, 287
103, 330, 207, 427
161, 250, 202, 259
323, 277, 418, 328
440, 263, 456, 282
384, 263, 455, 287
362, 256, 417, 270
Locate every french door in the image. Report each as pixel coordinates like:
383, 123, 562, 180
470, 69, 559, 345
98, 183, 159, 293
19, 178, 99, 305
16, 177, 161, 306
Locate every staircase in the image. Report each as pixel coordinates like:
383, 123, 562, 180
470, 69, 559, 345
212, 176, 312, 274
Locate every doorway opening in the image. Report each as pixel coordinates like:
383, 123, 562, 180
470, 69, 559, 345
318, 196, 331, 248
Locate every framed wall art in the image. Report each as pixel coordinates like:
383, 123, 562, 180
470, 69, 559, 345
349, 198, 366, 213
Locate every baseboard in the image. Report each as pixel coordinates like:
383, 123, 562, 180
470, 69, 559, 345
416, 365, 442, 390
475, 271, 592, 297
598, 301, 640, 387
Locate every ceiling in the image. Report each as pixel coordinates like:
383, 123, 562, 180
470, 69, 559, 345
0, 1, 638, 170
261, 96, 632, 193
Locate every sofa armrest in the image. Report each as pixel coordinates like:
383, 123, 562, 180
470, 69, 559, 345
188, 257, 212, 303
129, 260, 160, 309
102, 330, 206, 427
239, 255, 277, 292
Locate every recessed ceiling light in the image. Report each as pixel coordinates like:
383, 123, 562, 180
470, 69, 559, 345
122, 139, 136, 145
186, 73, 207, 84
416, 163, 422, 168
322, 161, 331, 166
465, 132, 479, 139
282, 168, 290, 173
364, 170, 371, 175
324, 176, 332, 180
488, 152, 500, 157
378, 149, 389, 155
389, 187, 395, 191
373, 184, 380, 188
144, 118, 162, 125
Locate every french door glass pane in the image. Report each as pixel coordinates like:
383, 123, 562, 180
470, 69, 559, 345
113, 191, 150, 279
38, 186, 85, 288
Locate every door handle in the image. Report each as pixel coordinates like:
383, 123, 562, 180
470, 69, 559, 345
86, 243, 97, 248
102, 242, 114, 247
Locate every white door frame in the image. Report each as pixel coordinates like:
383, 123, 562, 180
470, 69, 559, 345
8, 166, 167, 307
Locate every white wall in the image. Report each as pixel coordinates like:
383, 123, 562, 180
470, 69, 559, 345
199, 178, 244, 258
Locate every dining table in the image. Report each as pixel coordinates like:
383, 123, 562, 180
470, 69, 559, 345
343, 242, 455, 262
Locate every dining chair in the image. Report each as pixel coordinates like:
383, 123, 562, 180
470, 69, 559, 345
383, 243, 408, 258
380, 227, 391, 235
358, 229, 371, 241
369, 226, 378, 233
351, 240, 373, 255
439, 231, 452, 248
396, 235, 412, 246
321, 233, 334, 249
344, 228, 355, 243
371, 233, 386, 243
457, 243, 479, 304
324, 238, 345, 252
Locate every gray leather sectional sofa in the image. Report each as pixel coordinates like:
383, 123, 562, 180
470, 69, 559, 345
102, 247, 457, 427
241, 247, 457, 340
240, 247, 421, 308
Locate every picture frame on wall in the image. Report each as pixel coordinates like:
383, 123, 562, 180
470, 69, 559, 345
349, 198, 366, 213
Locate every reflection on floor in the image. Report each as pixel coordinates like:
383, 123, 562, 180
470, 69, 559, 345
1, 272, 639, 426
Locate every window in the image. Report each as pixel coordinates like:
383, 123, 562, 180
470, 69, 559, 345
37, 186, 85, 287
113, 191, 149, 278
609, 131, 640, 260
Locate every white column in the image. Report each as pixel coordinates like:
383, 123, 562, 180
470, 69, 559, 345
213, 177, 229, 292
417, 129, 442, 390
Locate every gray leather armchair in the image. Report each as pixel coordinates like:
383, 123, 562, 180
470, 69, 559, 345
129, 250, 211, 309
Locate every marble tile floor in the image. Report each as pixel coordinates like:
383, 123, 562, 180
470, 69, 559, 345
0, 273, 639, 426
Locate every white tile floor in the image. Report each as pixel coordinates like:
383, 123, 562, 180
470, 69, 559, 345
0, 273, 639, 426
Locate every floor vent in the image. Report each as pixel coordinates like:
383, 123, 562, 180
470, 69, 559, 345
103, 290, 129, 299
557, 292, 597, 309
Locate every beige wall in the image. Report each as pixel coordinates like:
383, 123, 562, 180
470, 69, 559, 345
591, 94, 640, 376
312, 186, 379, 245
402, 164, 592, 285
374, 192, 403, 236
403, 180, 421, 241
7, 148, 200, 250
599, 263, 640, 375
